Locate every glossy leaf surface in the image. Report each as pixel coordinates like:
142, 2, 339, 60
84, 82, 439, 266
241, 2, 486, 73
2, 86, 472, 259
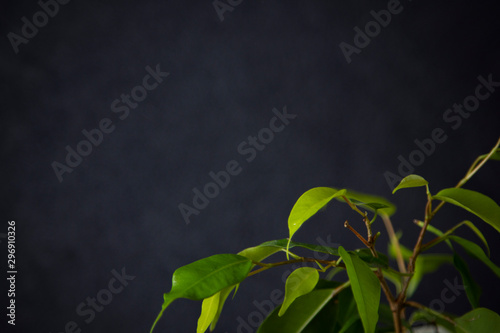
455, 308, 500, 333
279, 267, 319, 316
197, 292, 219, 333
433, 188, 500, 233
151, 254, 252, 332
392, 174, 429, 194
287, 188, 346, 253
209, 245, 281, 331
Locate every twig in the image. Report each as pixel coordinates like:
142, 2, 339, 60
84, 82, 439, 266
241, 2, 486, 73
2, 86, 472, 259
405, 301, 456, 325
344, 221, 371, 247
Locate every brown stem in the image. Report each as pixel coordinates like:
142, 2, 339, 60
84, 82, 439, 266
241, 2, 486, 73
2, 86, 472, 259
344, 221, 371, 247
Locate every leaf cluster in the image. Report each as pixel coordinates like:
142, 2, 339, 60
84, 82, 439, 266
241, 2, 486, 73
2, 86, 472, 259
151, 139, 500, 333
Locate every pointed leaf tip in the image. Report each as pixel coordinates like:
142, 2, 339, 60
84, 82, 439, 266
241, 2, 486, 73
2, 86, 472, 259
279, 267, 319, 316
287, 188, 346, 256
433, 188, 500, 233
392, 174, 428, 194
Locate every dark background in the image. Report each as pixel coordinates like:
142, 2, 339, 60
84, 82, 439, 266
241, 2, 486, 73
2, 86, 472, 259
2, 0, 500, 332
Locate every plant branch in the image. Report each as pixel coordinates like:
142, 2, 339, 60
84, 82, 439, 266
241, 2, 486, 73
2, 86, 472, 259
431, 136, 500, 218
382, 215, 407, 274
248, 258, 341, 277
404, 301, 456, 325
342, 195, 365, 217
344, 220, 371, 247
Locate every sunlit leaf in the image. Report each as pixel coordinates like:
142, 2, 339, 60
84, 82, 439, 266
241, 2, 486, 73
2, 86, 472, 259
433, 188, 500, 233
338, 247, 380, 333
392, 174, 429, 194
197, 292, 219, 333
287, 188, 347, 255
455, 308, 500, 333
279, 267, 319, 316
209, 285, 235, 331
150, 254, 252, 333
453, 253, 481, 309
209, 246, 281, 331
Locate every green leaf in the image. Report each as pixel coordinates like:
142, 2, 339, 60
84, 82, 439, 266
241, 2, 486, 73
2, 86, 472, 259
257, 287, 345, 333
476, 149, 500, 162
209, 286, 235, 331
355, 248, 389, 268
407, 254, 453, 297
338, 247, 380, 333
279, 267, 319, 316
258, 239, 339, 256
238, 245, 281, 263
336, 284, 358, 325
433, 188, 500, 233
332, 188, 397, 216
287, 188, 347, 255
197, 292, 220, 333
415, 221, 454, 251
449, 236, 500, 278
392, 174, 429, 194
490, 149, 500, 160
447, 221, 490, 257
419, 220, 491, 257
150, 254, 252, 333
455, 308, 500, 333
453, 253, 481, 309
409, 310, 456, 332
348, 200, 390, 211
338, 316, 362, 333
209, 245, 282, 331
300, 296, 339, 333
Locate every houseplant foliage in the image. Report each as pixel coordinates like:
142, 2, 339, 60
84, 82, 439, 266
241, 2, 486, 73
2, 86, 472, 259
151, 137, 500, 333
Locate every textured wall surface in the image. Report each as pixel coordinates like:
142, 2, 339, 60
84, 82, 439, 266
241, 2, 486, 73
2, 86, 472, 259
2, 0, 500, 332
